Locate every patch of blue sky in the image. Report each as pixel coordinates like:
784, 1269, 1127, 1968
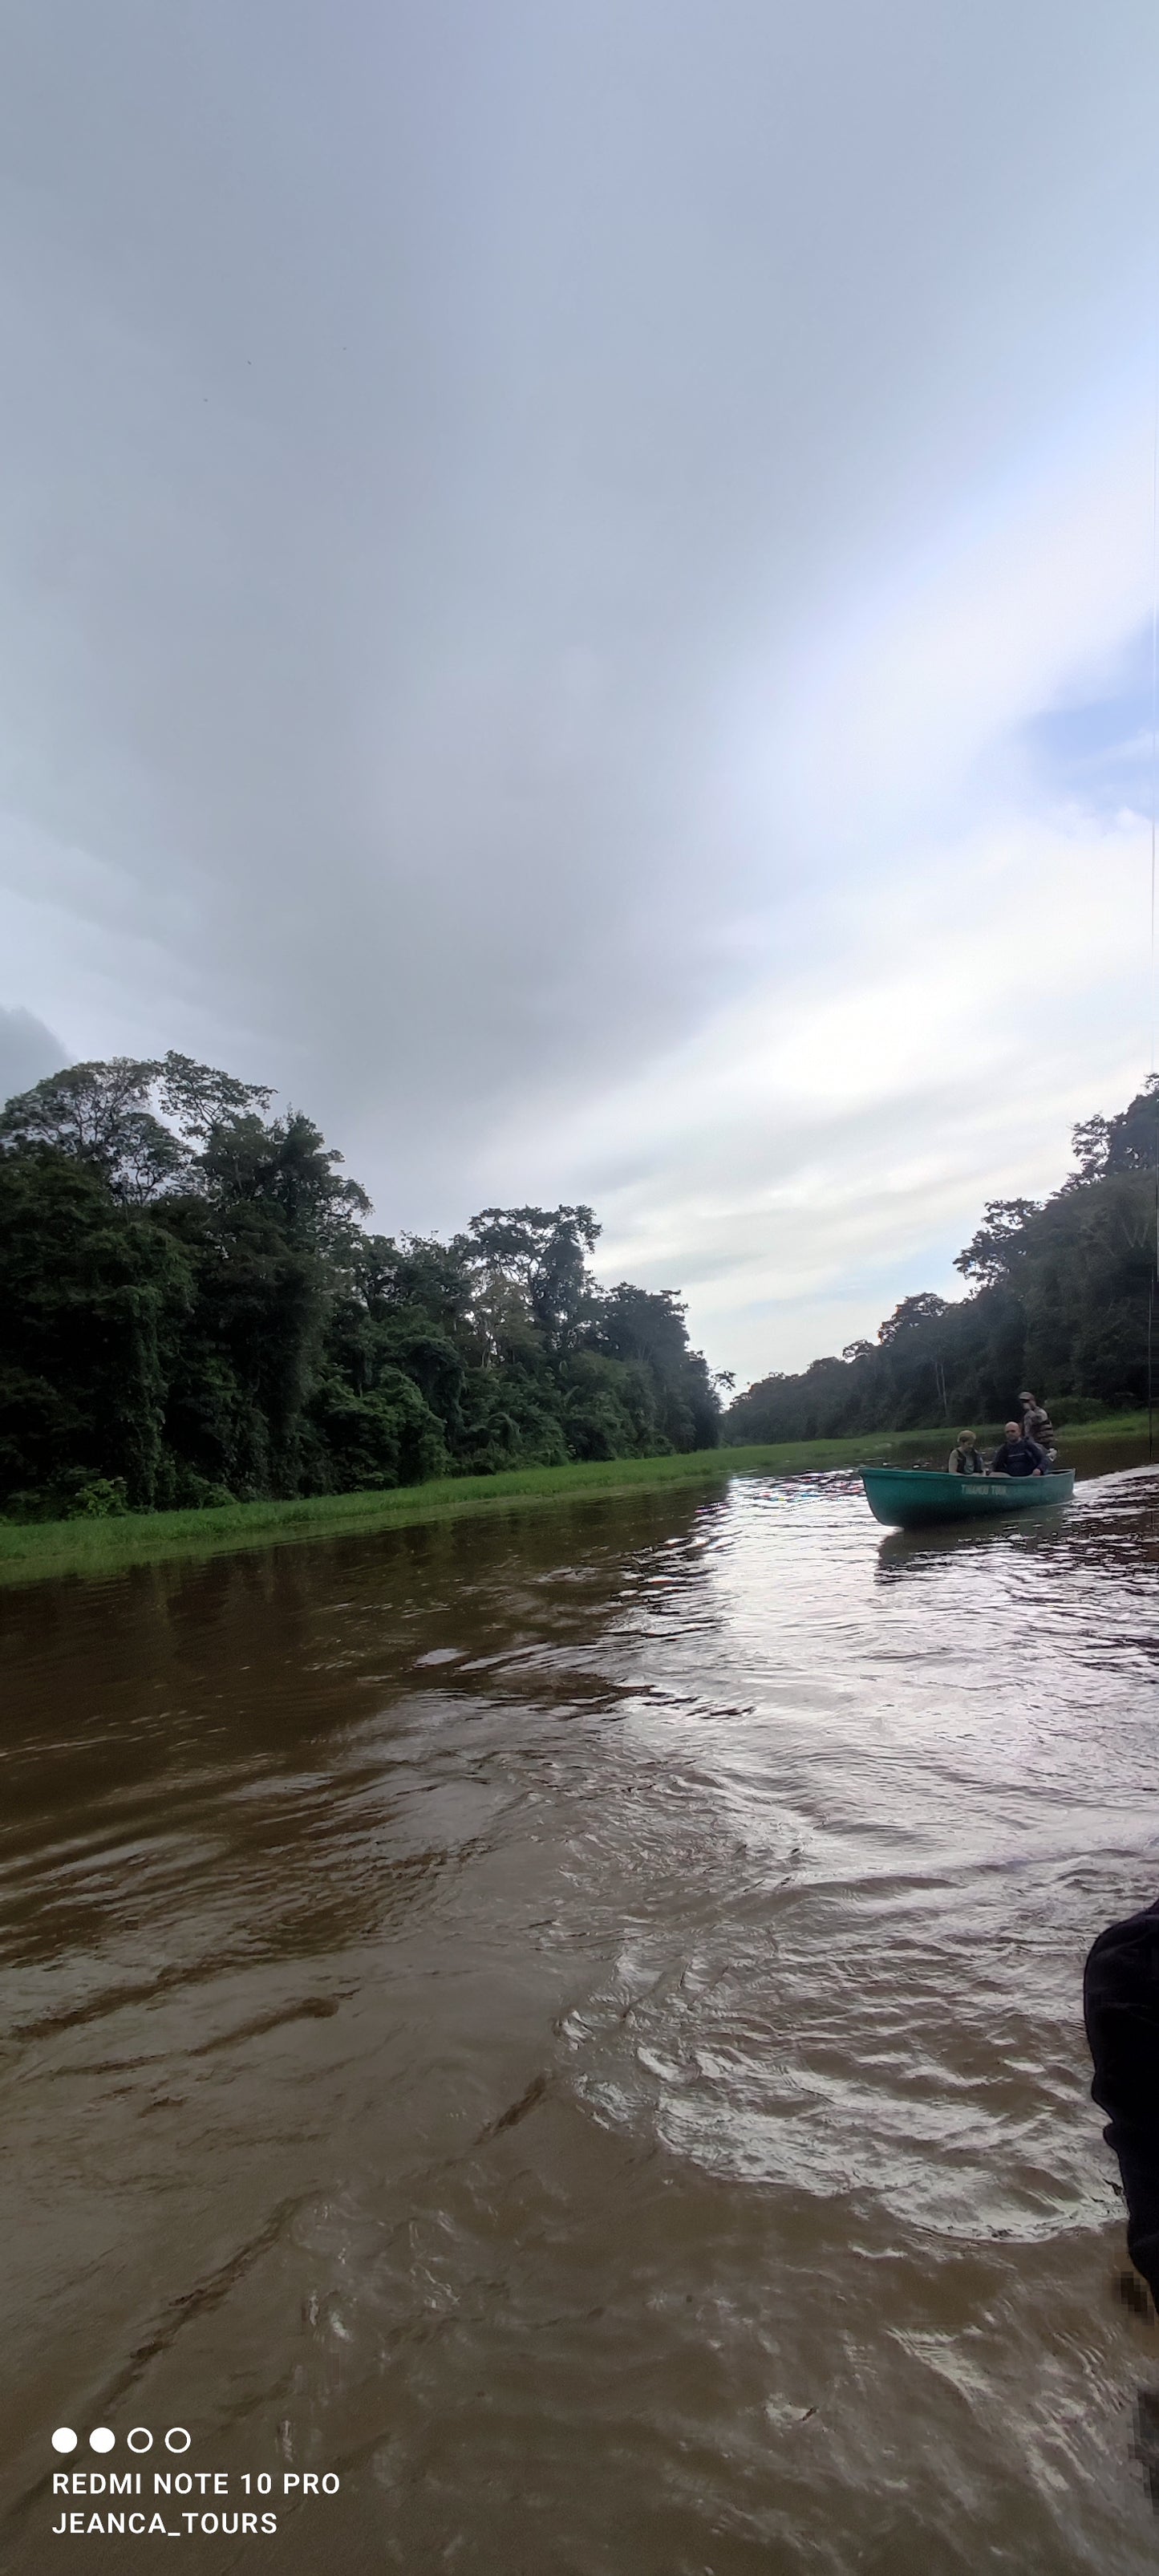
1019, 616, 1156, 817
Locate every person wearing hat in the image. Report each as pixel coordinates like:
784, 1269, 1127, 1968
1018, 1390, 1056, 1463
947, 1429, 986, 1474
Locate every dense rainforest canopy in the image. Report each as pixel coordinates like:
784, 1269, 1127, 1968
726, 1078, 1159, 1444
0, 1054, 722, 1517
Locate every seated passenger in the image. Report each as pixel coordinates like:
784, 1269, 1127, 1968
1018, 1389, 1057, 1463
990, 1419, 1048, 1477
947, 1429, 986, 1474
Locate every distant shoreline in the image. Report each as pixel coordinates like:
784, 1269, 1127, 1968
0, 1416, 1149, 1589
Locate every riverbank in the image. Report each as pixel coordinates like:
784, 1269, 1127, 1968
0, 1415, 1149, 1588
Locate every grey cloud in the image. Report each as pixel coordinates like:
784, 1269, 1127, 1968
0, 1006, 67, 1104
0, 0, 1155, 1247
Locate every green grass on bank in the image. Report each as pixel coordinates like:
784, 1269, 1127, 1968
0, 1414, 1150, 1590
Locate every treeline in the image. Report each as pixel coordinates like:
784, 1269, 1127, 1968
0, 1055, 721, 1518
726, 1080, 1159, 1444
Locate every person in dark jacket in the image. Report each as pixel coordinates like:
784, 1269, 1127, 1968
1084, 1898, 1159, 2307
990, 1421, 1048, 1476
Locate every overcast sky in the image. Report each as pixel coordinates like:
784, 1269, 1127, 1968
2, 1, 1157, 1380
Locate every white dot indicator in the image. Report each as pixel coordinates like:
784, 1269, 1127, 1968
89, 2428, 115, 2453
51, 2428, 78, 2454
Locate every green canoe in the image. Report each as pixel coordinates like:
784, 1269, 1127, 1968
861, 1465, 1076, 1531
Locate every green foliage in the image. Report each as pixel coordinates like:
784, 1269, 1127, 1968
0, 1056, 720, 1516
0, 1147, 193, 1508
68, 1477, 130, 1519
1046, 1395, 1106, 1426
1067, 1080, 1159, 1184
727, 1079, 1159, 1445
304, 1365, 449, 1491
953, 1199, 1043, 1288
594, 1284, 722, 1448
877, 1292, 950, 1343
0, 1052, 273, 1202
465, 1204, 600, 1359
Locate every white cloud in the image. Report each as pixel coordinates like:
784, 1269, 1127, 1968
479, 753, 1151, 1377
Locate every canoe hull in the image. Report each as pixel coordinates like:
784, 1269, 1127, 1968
861, 1466, 1076, 1531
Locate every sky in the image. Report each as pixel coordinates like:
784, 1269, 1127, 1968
2, 0, 1158, 1384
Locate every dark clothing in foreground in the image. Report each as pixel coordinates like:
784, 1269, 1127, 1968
1084, 1901, 1159, 2304
989, 1436, 1048, 1477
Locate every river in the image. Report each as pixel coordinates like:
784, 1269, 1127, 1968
2, 1458, 1159, 2570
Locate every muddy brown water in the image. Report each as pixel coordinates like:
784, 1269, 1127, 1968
2, 1454, 1159, 2571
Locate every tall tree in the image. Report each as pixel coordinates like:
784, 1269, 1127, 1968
466, 1206, 600, 1359
0, 1053, 272, 1203
0, 1150, 192, 1508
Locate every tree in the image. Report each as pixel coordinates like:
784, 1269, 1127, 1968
0, 1053, 715, 1511
591, 1283, 721, 1448
877, 1292, 950, 1344
953, 1199, 1043, 1287
1068, 1077, 1159, 1185
727, 1074, 1159, 1446
166, 1114, 371, 1496
0, 1149, 192, 1508
305, 1366, 448, 1491
197, 1110, 371, 1251
466, 1206, 600, 1359
0, 1052, 273, 1203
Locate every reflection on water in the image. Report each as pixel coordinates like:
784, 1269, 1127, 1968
2, 1467, 1159, 2570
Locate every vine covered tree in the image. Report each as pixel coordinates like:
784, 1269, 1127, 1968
0, 1055, 721, 1515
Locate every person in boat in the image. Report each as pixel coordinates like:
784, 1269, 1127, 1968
989, 1419, 1048, 1477
1084, 1897, 1159, 2310
947, 1429, 986, 1474
1018, 1390, 1056, 1463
